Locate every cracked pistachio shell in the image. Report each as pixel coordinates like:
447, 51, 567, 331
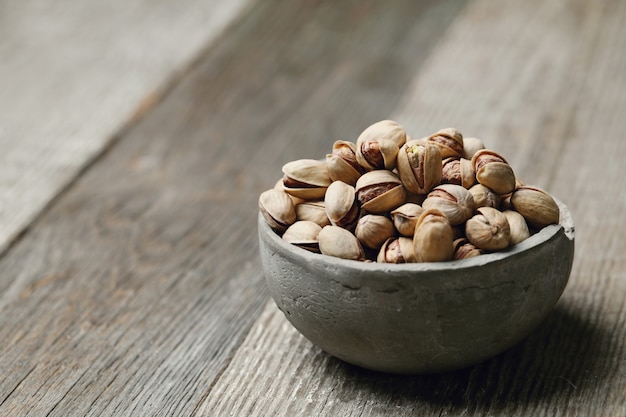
282, 221, 322, 253
258, 188, 297, 233
356, 120, 407, 149
427, 128, 464, 159
325, 140, 364, 185
422, 184, 475, 226
391, 203, 424, 237
355, 215, 395, 249
274, 178, 305, 205
510, 186, 560, 228
295, 200, 330, 227
469, 183, 501, 209
377, 237, 418, 263
397, 141, 443, 194
503, 209, 530, 245
356, 138, 400, 171
465, 207, 511, 251
462, 137, 485, 160
355, 170, 406, 214
282, 159, 331, 200
324, 181, 359, 229
441, 157, 476, 189
318, 225, 365, 261
413, 209, 454, 262
453, 238, 484, 260
471, 149, 516, 195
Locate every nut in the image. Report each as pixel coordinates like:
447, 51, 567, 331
325, 140, 365, 185
318, 225, 365, 260
471, 149, 516, 195
295, 200, 331, 227
258, 188, 297, 233
462, 137, 485, 160
355, 215, 396, 249
356, 120, 407, 149
282, 159, 331, 199
355, 170, 406, 214
503, 209, 530, 244
422, 184, 475, 226
413, 209, 454, 262
453, 238, 483, 260
282, 221, 322, 253
510, 186, 560, 228
397, 140, 442, 194
469, 183, 501, 209
356, 138, 400, 171
391, 203, 424, 237
377, 237, 418, 263
441, 157, 476, 189
324, 181, 359, 229
465, 207, 511, 251
426, 128, 464, 158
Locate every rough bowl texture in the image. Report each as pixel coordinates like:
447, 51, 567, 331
258, 199, 575, 374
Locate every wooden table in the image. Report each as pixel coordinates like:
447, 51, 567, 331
1, 0, 624, 415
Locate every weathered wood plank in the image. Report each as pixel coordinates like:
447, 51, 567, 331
200, 0, 626, 416
0, 0, 470, 415
0, 0, 252, 255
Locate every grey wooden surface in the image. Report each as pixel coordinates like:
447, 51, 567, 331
1, 0, 625, 416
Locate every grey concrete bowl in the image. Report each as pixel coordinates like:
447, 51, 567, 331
258, 199, 575, 374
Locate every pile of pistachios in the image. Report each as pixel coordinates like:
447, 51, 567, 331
259, 120, 560, 263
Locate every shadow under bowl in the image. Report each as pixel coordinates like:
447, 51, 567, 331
258, 198, 575, 374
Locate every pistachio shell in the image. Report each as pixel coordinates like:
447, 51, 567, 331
356, 120, 407, 148
325, 140, 364, 185
469, 183, 501, 209
282, 159, 331, 199
295, 201, 330, 227
510, 186, 560, 228
282, 221, 322, 253
462, 137, 485, 160
390, 203, 424, 237
258, 188, 297, 233
377, 237, 418, 263
324, 181, 359, 229
503, 209, 530, 244
355, 170, 406, 214
318, 225, 365, 260
413, 209, 454, 262
422, 184, 475, 226
471, 149, 516, 195
465, 207, 511, 251
427, 128, 464, 158
356, 138, 400, 171
397, 141, 442, 194
355, 214, 395, 249
453, 238, 483, 260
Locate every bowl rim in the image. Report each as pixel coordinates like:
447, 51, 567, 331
258, 196, 574, 274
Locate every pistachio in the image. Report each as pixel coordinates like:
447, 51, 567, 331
282, 159, 331, 200
453, 238, 483, 260
422, 184, 475, 226
325, 140, 365, 185
355, 214, 395, 249
356, 138, 400, 171
282, 221, 322, 253
471, 149, 516, 195
377, 237, 418, 263
462, 137, 485, 160
390, 203, 424, 237
510, 186, 560, 228
318, 225, 365, 260
469, 183, 501, 209
503, 209, 530, 244
258, 188, 297, 233
465, 207, 511, 251
324, 181, 359, 229
441, 157, 476, 189
356, 120, 407, 149
295, 200, 330, 227
413, 209, 454, 262
426, 128, 464, 158
355, 170, 406, 214
397, 141, 442, 194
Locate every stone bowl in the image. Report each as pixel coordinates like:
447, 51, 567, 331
258, 198, 575, 374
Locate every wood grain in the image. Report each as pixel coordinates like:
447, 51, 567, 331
0, 0, 252, 255
200, 0, 626, 416
0, 0, 471, 415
